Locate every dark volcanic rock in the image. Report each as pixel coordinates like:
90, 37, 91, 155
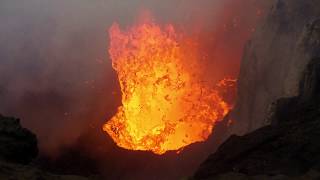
0, 161, 91, 180
193, 1, 320, 178
193, 29, 320, 180
0, 115, 94, 179
0, 114, 38, 164
232, 0, 320, 134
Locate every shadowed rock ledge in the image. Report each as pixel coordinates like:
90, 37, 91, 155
0, 115, 38, 164
0, 115, 94, 180
193, 0, 320, 179
193, 59, 320, 180
232, 0, 320, 134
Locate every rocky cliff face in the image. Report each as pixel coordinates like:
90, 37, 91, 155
193, 41, 320, 180
195, 40, 320, 180
232, 0, 320, 134
193, 0, 320, 179
0, 114, 38, 164
0, 115, 93, 180
0, 161, 90, 180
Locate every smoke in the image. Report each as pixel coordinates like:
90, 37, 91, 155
0, 0, 271, 163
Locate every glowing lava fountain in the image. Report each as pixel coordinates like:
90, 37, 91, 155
103, 18, 232, 155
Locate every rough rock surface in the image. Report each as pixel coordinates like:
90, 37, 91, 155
193, 57, 320, 179
0, 115, 93, 179
0, 114, 38, 164
232, 0, 320, 134
0, 161, 91, 180
193, 1, 320, 179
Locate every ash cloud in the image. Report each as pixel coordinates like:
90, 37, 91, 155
0, 0, 271, 154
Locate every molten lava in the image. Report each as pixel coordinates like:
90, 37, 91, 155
103, 18, 233, 155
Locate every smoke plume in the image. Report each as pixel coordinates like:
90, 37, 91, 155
0, 0, 271, 160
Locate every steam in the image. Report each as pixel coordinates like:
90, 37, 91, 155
0, 0, 270, 154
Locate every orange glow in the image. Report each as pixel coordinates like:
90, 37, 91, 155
103, 17, 233, 155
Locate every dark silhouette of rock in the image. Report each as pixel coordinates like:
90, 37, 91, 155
193, 1, 320, 179
193, 59, 320, 180
232, 0, 320, 135
0, 115, 95, 179
0, 114, 38, 164
0, 161, 92, 180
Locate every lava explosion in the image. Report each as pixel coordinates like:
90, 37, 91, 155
103, 18, 232, 155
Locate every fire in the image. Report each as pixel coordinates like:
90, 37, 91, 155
103, 18, 233, 155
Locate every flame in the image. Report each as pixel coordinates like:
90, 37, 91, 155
103, 18, 233, 155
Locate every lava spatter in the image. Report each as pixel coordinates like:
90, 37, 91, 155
103, 17, 232, 155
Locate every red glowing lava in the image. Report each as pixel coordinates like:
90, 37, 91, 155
103, 16, 235, 154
